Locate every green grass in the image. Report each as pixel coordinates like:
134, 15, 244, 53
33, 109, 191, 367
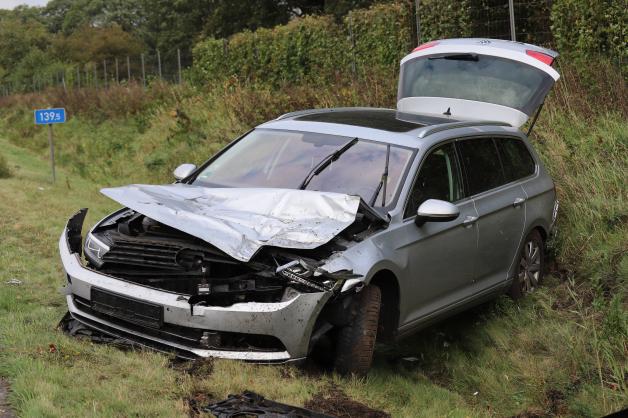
0, 131, 625, 416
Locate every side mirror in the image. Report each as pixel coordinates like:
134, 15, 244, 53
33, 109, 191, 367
415, 199, 460, 226
173, 163, 197, 180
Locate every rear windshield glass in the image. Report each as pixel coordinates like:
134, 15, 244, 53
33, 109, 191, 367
398, 54, 553, 114
193, 129, 414, 207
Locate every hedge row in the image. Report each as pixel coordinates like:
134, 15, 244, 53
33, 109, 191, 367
551, 0, 626, 66
192, 2, 414, 85
191, 0, 626, 86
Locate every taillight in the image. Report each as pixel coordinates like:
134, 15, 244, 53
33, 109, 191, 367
413, 41, 439, 52
526, 50, 554, 66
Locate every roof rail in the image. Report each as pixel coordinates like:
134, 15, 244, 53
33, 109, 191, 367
275, 107, 391, 120
416, 120, 511, 138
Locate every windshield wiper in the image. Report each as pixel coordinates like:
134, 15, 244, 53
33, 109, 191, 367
299, 137, 358, 190
369, 144, 390, 207
429, 53, 479, 61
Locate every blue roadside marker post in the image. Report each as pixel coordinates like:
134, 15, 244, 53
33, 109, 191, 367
34, 108, 66, 183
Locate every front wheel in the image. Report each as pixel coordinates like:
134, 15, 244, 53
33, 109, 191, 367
508, 230, 545, 299
334, 285, 381, 376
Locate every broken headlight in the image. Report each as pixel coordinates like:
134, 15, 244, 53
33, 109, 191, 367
276, 260, 355, 293
84, 232, 110, 266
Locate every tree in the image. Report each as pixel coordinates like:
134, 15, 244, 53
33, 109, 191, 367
139, 0, 212, 65
202, 0, 292, 39
56, 24, 145, 64
0, 16, 49, 72
287, 0, 386, 19
43, 0, 144, 35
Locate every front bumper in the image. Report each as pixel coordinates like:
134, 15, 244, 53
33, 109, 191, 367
59, 226, 331, 361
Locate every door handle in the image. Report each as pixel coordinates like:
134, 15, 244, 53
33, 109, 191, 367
513, 197, 526, 208
462, 215, 478, 228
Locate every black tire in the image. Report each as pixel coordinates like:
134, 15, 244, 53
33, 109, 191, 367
334, 285, 381, 376
508, 229, 545, 299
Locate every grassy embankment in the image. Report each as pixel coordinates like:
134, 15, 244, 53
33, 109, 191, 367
0, 60, 626, 417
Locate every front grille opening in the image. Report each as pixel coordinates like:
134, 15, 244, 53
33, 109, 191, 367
86, 226, 287, 304
73, 295, 286, 352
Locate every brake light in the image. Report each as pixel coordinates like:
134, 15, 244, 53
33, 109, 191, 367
413, 41, 439, 52
526, 50, 554, 66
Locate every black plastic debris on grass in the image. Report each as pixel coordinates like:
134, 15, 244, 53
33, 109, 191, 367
190, 391, 335, 418
58, 312, 136, 349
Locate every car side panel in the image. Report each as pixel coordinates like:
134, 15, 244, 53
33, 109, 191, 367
520, 165, 555, 231
472, 183, 527, 288
391, 200, 479, 329
519, 145, 556, 230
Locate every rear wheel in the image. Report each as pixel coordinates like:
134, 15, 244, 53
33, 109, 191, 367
508, 230, 544, 299
334, 285, 381, 376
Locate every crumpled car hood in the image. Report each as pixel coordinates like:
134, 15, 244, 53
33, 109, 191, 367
100, 184, 360, 262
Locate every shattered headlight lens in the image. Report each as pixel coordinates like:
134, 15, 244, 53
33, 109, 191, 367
84, 232, 110, 262
276, 260, 352, 293
278, 262, 330, 292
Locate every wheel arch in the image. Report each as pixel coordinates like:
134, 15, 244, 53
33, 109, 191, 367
526, 221, 549, 242
368, 269, 400, 343
525, 214, 550, 242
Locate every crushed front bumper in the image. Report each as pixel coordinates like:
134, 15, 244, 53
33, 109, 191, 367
59, 222, 331, 362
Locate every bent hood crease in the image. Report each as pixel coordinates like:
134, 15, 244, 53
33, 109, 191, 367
100, 184, 360, 262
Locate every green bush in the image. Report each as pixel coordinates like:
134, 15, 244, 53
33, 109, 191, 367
418, 0, 473, 42
192, 0, 627, 87
192, 2, 413, 85
0, 153, 11, 178
192, 15, 345, 85
551, 0, 627, 65
345, 2, 414, 76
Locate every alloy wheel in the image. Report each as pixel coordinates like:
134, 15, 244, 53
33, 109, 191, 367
518, 240, 541, 293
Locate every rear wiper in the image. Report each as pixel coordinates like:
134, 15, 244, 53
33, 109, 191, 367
369, 144, 390, 207
429, 53, 479, 61
299, 138, 358, 190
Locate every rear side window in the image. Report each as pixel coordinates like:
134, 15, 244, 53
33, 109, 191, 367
496, 137, 536, 182
457, 137, 504, 196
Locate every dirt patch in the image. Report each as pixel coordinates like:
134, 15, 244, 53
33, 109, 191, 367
509, 389, 568, 418
304, 385, 390, 418
550, 280, 594, 311
187, 391, 219, 417
170, 357, 214, 378
0, 379, 16, 418
509, 409, 547, 418
545, 388, 567, 416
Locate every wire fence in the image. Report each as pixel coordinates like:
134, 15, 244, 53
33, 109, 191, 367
415, 0, 553, 45
0, 1, 560, 97
0, 47, 190, 97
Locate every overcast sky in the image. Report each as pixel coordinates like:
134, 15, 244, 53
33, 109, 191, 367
0, 0, 49, 9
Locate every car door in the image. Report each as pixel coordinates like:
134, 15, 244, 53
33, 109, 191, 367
456, 137, 527, 291
394, 142, 479, 329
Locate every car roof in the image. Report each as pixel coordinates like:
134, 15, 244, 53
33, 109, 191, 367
258, 108, 515, 149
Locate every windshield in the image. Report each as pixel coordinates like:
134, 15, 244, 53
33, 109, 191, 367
398, 54, 554, 115
193, 129, 414, 207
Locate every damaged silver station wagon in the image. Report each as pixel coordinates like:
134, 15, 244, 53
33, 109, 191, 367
60, 39, 560, 374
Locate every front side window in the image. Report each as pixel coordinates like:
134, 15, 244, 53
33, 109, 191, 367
457, 137, 504, 196
404, 143, 463, 218
496, 137, 536, 182
193, 129, 414, 207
